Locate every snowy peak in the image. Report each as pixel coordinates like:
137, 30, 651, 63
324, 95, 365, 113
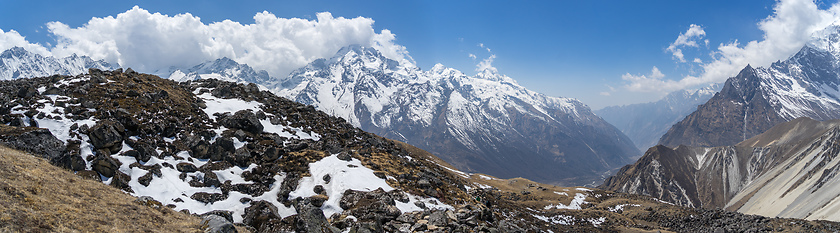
274, 45, 638, 186
167, 57, 270, 84
0, 47, 117, 80
806, 22, 840, 55
0, 46, 32, 58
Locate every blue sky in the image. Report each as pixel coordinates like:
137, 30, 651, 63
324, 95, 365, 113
2, 0, 838, 109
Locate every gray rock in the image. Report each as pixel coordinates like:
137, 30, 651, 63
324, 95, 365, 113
294, 198, 340, 233
219, 110, 263, 134
91, 155, 119, 178
176, 162, 198, 173
201, 214, 237, 233
0, 127, 67, 164
88, 121, 124, 153
243, 201, 281, 230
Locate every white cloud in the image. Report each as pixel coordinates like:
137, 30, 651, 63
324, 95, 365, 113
599, 91, 611, 96
666, 24, 706, 62
468, 53, 477, 60
478, 42, 491, 52
0, 29, 51, 56
626, 0, 840, 93
40, 6, 410, 77
476, 54, 497, 73
622, 66, 689, 92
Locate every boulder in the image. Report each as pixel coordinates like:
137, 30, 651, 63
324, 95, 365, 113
88, 121, 125, 153
219, 110, 263, 134
191, 192, 226, 204
0, 126, 67, 164
339, 188, 401, 223
243, 201, 281, 230
132, 140, 158, 163
176, 162, 198, 173
91, 155, 119, 178
200, 215, 237, 233
294, 198, 341, 233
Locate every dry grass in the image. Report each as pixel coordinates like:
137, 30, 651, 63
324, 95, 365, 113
0, 145, 202, 233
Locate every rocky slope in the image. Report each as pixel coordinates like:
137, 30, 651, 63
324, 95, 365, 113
2, 70, 834, 232
0, 47, 117, 80
604, 117, 840, 221
0, 143, 203, 232
596, 84, 719, 150
659, 23, 840, 148
271, 45, 639, 186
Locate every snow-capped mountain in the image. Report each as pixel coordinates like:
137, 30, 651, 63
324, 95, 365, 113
166, 57, 270, 84
0, 47, 117, 80
272, 45, 639, 186
603, 117, 840, 221
659, 23, 840, 148
596, 84, 720, 150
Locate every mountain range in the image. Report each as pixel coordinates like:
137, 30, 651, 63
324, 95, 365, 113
0, 47, 116, 80
269, 45, 639, 186
659, 23, 840, 148
603, 23, 840, 221
596, 84, 720, 150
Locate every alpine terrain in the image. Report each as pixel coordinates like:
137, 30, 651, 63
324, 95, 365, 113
603, 23, 840, 221
0, 47, 117, 80
603, 117, 840, 221
596, 84, 720, 150
3, 69, 836, 232
271, 45, 639, 186
659, 23, 840, 148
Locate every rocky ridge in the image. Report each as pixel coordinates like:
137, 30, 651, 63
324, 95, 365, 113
659, 23, 840, 148
604, 117, 840, 221
2, 70, 836, 232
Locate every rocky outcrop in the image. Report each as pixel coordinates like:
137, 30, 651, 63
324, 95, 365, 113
658, 66, 785, 148
0, 125, 67, 163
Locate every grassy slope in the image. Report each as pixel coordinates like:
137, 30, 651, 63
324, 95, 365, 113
0, 145, 202, 233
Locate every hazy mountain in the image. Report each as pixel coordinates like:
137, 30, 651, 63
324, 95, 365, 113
596, 84, 720, 150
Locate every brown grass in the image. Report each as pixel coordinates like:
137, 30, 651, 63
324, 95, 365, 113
0, 145, 202, 233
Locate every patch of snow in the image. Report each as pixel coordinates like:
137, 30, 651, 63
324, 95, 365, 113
544, 193, 588, 210
290, 154, 452, 218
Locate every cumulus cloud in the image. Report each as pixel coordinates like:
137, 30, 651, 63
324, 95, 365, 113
0, 29, 51, 56
476, 54, 497, 73
666, 24, 706, 62
625, 0, 840, 93
468, 53, 476, 60
38, 6, 410, 77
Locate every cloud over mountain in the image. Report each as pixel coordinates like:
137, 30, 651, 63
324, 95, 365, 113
1, 6, 410, 77
624, 0, 840, 93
